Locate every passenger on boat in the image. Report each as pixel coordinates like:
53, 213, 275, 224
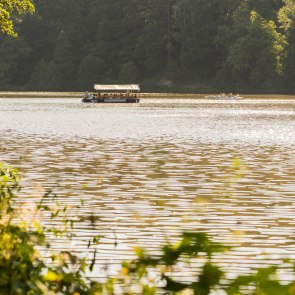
92, 93, 98, 101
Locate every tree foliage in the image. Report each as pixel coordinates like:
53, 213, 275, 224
2, 0, 295, 92
0, 0, 34, 36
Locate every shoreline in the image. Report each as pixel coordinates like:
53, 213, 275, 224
0, 91, 294, 99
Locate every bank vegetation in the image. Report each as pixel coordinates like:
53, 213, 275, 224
1, 163, 295, 294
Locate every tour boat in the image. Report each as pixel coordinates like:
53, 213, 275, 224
204, 93, 243, 100
82, 84, 140, 103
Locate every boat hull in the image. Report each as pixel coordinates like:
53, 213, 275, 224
82, 98, 140, 103
204, 95, 243, 100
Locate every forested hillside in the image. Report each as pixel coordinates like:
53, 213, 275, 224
1, 0, 295, 93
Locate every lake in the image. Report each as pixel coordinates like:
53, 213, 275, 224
0, 97, 295, 278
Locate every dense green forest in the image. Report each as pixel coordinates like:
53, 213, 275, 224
1, 0, 295, 93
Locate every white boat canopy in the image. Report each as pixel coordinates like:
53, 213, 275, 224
94, 84, 140, 92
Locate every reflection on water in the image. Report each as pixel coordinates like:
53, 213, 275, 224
0, 98, 295, 277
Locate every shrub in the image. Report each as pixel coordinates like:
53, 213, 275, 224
0, 163, 295, 295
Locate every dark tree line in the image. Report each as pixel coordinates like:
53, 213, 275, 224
1, 0, 295, 93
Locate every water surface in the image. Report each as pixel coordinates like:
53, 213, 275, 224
0, 97, 294, 278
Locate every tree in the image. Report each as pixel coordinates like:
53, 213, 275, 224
119, 61, 140, 83
52, 32, 76, 90
0, 36, 31, 88
76, 52, 108, 90
0, 0, 34, 36
135, 0, 173, 77
216, 3, 286, 91
0, 0, 293, 92
278, 0, 295, 91
30, 60, 58, 91
173, 0, 234, 81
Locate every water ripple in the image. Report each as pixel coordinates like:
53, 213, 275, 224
0, 98, 294, 277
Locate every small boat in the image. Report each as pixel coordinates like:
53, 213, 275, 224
82, 84, 140, 103
204, 93, 243, 100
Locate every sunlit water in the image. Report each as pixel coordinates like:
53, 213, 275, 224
0, 97, 295, 279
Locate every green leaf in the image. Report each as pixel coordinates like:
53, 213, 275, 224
163, 275, 189, 292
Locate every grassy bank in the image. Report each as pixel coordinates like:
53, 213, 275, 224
0, 91, 295, 99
